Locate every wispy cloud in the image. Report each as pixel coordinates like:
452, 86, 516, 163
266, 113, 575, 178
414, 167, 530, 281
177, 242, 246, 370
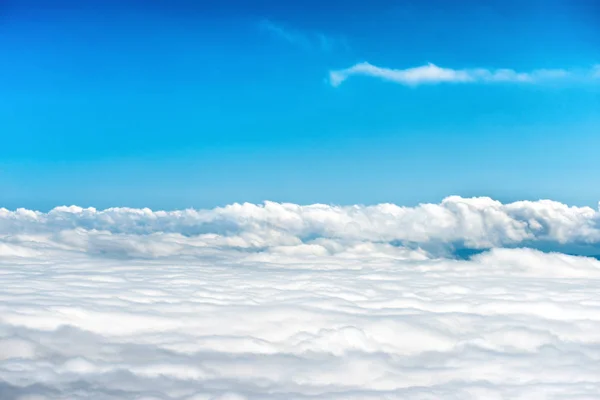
259, 19, 312, 50
259, 19, 347, 53
329, 62, 597, 87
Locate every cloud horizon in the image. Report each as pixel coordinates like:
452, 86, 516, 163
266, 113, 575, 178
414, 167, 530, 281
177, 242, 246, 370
2, 196, 600, 259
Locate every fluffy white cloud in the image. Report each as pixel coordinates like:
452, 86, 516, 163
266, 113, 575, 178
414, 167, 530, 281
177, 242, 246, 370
329, 62, 586, 87
1, 197, 600, 398
2, 196, 599, 258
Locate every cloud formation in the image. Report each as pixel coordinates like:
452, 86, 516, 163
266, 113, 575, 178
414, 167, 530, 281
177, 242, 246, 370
1, 244, 600, 398
2, 196, 600, 258
1, 197, 600, 398
329, 62, 597, 87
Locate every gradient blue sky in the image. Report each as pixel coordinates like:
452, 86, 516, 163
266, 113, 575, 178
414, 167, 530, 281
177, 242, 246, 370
1, 0, 599, 210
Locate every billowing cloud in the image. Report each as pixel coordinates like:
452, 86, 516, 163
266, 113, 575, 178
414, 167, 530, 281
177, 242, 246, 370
2, 196, 600, 258
1, 197, 600, 398
329, 62, 595, 87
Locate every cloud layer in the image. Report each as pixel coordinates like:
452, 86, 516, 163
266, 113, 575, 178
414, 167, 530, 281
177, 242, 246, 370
1, 197, 600, 399
2, 196, 600, 258
329, 62, 597, 87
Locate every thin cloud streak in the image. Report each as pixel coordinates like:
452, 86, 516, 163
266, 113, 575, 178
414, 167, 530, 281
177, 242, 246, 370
329, 62, 598, 87
259, 19, 312, 50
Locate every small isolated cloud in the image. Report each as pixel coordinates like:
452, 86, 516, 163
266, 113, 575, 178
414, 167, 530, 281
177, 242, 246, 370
329, 62, 589, 87
259, 19, 347, 53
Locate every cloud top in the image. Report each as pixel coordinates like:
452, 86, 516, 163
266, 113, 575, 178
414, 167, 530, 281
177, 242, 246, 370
1, 196, 600, 259
2, 197, 600, 398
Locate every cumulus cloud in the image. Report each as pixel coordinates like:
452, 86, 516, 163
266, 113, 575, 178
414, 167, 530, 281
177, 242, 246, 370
328, 62, 594, 87
2, 196, 600, 258
1, 197, 600, 398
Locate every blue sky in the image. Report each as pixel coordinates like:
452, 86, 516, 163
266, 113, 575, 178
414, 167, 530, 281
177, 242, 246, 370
1, 0, 599, 210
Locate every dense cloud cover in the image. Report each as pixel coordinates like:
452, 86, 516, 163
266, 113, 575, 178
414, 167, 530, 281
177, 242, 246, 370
1, 197, 600, 399
2, 196, 600, 258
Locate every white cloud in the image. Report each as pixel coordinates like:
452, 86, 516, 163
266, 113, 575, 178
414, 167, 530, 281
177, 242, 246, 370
329, 62, 582, 87
2, 196, 599, 257
1, 197, 600, 398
